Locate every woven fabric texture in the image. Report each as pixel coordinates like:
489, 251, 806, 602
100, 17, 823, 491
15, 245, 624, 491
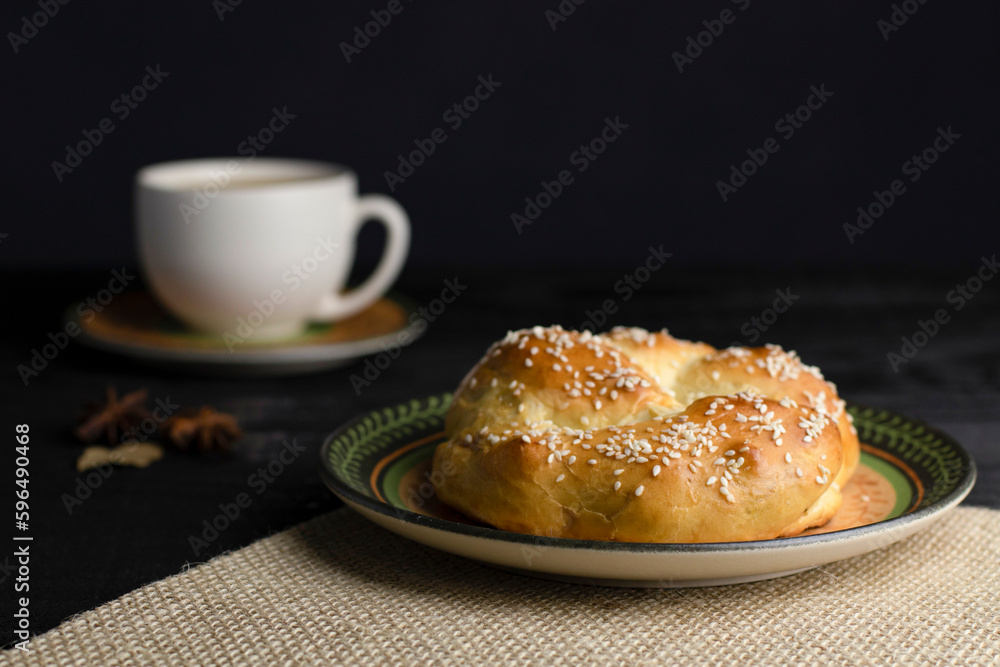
5, 506, 999, 666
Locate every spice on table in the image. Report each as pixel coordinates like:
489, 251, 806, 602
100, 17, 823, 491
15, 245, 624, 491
164, 407, 243, 451
77, 442, 164, 472
74, 387, 151, 444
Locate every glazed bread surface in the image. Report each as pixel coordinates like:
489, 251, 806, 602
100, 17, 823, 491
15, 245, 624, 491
434, 326, 859, 543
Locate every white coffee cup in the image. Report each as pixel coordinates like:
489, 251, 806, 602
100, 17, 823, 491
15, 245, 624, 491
136, 158, 410, 341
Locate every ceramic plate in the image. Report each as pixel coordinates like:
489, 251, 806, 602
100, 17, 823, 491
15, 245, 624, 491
69, 291, 422, 376
320, 394, 976, 587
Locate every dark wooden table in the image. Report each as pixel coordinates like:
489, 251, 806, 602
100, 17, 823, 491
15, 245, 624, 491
2, 265, 997, 640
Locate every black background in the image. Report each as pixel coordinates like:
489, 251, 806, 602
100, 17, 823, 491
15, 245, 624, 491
2, 0, 997, 269
1, 0, 998, 647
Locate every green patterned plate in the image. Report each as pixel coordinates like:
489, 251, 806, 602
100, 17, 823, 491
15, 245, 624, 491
319, 395, 975, 587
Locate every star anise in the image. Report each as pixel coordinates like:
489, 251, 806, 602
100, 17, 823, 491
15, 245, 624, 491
163, 406, 243, 451
74, 387, 151, 444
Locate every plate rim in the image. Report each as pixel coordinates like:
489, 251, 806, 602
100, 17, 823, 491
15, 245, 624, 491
319, 394, 977, 554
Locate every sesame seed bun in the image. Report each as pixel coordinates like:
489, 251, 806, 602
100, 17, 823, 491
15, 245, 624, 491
433, 326, 858, 543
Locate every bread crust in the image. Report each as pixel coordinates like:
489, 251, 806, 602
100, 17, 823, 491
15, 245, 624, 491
434, 326, 859, 543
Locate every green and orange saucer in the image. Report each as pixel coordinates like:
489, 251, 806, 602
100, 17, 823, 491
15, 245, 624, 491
320, 395, 975, 588
67, 291, 422, 376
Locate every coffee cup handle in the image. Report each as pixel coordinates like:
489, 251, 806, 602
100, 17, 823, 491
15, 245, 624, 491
310, 195, 410, 321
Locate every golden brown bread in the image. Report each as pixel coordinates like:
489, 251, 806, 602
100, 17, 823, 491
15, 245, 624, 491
434, 326, 859, 542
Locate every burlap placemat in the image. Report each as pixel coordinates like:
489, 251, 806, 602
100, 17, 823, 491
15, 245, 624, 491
5, 506, 998, 666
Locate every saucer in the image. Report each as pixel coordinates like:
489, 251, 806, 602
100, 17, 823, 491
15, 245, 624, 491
69, 291, 422, 376
320, 395, 975, 587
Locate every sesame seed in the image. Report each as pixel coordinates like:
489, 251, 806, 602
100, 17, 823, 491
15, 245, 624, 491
568, 455, 577, 465
795, 467, 803, 477
785, 453, 792, 463
735, 413, 748, 423
524, 359, 533, 368
521, 435, 531, 443
724, 450, 736, 457
693, 460, 702, 467
688, 463, 698, 473
530, 347, 539, 355
553, 363, 562, 371
547, 453, 554, 463
555, 474, 565, 482
635, 485, 645, 497
594, 399, 603, 410
739, 446, 750, 452
816, 476, 825, 484
652, 465, 661, 476
614, 481, 622, 491
713, 457, 726, 466
613, 468, 624, 476
587, 459, 597, 465
635, 456, 648, 463
706, 476, 717, 486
